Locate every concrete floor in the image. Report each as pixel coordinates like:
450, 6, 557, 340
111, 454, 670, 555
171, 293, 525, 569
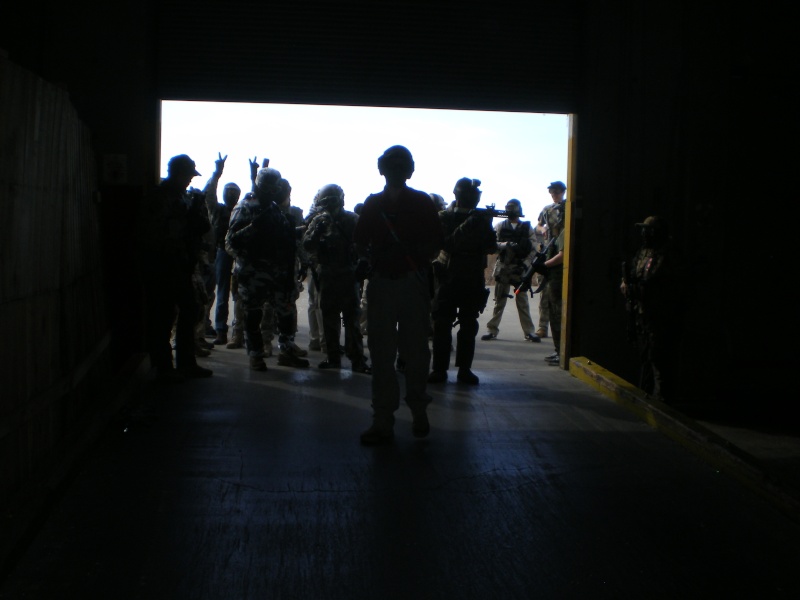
2, 290, 800, 599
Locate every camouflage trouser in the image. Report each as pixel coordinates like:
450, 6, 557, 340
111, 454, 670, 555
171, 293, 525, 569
318, 268, 364, 364
544, 276, 562, 354
236, 263, 295, 356
191, 266, 210, 341
359, 280, 368, 335
537, 273, 550, 329
634, 316, 674, 403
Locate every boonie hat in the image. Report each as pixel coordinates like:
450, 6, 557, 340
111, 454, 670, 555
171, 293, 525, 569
636, 215, 661, 227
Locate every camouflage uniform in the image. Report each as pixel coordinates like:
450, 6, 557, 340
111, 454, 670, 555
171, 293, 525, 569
535, 205, 553, 336
190, 185, 215, 350
225, 190, 301, 366
430, 206, 498, 377
302, 200, 325, 351
303, 205, 368, 370
227, 288, 273, 354
539, 202, 565, 358
623, 216, 675, 402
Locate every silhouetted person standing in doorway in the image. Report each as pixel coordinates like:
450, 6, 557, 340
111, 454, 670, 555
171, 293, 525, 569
141, 154, 213, 382
353, 145, 444, 445
428, 177, 497, 385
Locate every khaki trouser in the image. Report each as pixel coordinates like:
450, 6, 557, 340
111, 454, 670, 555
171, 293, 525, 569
366, 271, 432, 425
485, 282, 535, 337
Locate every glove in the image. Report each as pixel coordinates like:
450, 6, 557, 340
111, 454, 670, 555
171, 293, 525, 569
316, 216, 330, 231
532, 261, 548, 276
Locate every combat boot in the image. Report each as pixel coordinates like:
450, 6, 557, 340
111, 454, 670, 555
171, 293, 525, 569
456, 368, 480, 385
318, 358, 342, 369
277, 337, 309, 367
226, 330, 244, 349
410, 407, 430, 438
197, 337, 214, 350
361, 414, 396, 445
212, 330, 228, 345
278, 351, 310, 368
351, 360, 372, 374
250, 356, 267, 371
427, 370, 447, 383
286, 339, 308, 357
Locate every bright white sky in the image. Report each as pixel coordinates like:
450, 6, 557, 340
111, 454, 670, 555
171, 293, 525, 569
160, 100, 569, 221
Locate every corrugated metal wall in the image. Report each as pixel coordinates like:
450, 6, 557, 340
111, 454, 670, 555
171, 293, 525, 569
0, 55, 110, 507
155, 0, 581, 113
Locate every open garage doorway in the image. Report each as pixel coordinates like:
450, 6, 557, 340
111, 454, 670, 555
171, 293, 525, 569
159, 100, 573, 358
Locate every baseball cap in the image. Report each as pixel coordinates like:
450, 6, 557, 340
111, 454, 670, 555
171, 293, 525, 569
168, 154, 201, 177
547, 181, 566, 191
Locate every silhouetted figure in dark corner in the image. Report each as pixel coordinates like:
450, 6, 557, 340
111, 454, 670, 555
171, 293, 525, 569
621, 215, 677, 403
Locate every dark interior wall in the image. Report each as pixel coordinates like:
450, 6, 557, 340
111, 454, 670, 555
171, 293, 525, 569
154, 0, 581, 113
1, 3, 158, 188
573, 2, 798, 414
570, 2, 701, 393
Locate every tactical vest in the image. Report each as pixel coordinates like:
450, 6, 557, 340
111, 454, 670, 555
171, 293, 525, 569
497, 220, 532, 265
435, 209, 493, 276
497, 220, 531, 245
229, 199, 294, 264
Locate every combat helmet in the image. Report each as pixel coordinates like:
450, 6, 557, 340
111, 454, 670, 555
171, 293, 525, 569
314, 183, 345, 212
453, 177, 482, 209
377, 145, 415, 180
254, 167, 282, 195
505, 198, 524, 218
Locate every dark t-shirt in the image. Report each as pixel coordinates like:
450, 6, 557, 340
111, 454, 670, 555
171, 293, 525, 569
353, 185, 443, 277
